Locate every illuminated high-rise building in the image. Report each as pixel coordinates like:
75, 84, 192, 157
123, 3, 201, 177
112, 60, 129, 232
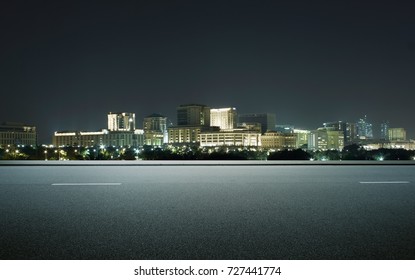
293, 129, 310, 149
356, 115, 373, 140
143, 113, 168, 146
168, 104, 212, 145
324, 121, 357, 145
308, 128, 344, 151
345, 123, 358, 144
380, 121, 390, 140
210, 107, 237, 130
388, 128, 406, 141
107, 112, 136, 131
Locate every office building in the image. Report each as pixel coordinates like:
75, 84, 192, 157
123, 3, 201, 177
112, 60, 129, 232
53, 129, 144, 148
168, 126, 219, 145
345, 123, 358, 145
363, 140, 415, 151
199, 124, 261, 147
168, 104, 213, 145
380, 121, 390, 140
324, 121, 357, 146
210, 108, 237, 130
388, 128, 406, 142
356, 115, 373, 140
108, 112, 136, 131
177, 104, 210, 126
261, 132, 296, 150
143, 113, 168, 146
308, 128, 344, 151
293, 129, 310, 149
0, 122, 37, 146
238, 113, 276, 134
53, 112, 143, 147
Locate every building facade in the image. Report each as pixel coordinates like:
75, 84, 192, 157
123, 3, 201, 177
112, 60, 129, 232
261, 132, 296, 150
107, 112, 136, 131
356, 115, 373, 140
143, 113, 168, 146
199, 123, 261, 147
54, 112, 143, 147
53, 129, 144, 147
324, 121, 357, 146
388, 128, 406, 141
210, 107, 237, 130
168, 126, 219, 145
308, 128, 344, 151
380, 121, 390, 140
345, 122, 358, 145
199, 130, 261, 147
0, 122, 37, 146
363, 140, 415, 151
238, 113, 276, 134
177, 104, 211, 126
293, 129, 310, 149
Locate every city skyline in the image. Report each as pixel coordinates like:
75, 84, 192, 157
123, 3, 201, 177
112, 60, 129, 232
0, 104, 412, 145
1, 1, 414, 143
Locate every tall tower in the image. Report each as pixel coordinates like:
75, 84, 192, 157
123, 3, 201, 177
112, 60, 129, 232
107, 112, 136, 131
177, 104, 210, 126
356, 115, 373, 140
210, 108, 237, 130
380, 121, 390, 140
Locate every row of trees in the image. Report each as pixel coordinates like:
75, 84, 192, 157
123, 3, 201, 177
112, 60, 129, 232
1, 144, 414, 161
0, 146, 137, 160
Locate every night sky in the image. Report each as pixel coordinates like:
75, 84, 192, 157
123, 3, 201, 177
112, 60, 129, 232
1, 0, 414, 143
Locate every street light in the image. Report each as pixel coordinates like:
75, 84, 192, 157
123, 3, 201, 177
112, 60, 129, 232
54, 150, 61, 160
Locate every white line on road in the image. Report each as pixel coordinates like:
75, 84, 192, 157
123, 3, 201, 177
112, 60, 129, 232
359, 181, 410, 184
51, 183, 122, 186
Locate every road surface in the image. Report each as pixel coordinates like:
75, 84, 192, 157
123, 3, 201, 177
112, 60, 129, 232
0, 163, 414, 259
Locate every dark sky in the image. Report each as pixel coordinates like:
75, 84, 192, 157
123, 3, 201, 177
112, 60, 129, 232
1, 0, 414, 143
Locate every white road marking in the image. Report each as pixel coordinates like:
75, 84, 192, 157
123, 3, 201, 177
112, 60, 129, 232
359, 181, 410, 184
51, 183, 122, 186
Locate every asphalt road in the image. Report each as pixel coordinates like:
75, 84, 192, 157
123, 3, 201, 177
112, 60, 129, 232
0, 164, 414, 259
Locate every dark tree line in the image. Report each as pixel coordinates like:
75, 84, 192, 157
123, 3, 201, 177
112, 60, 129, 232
1, 144, 414, 161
